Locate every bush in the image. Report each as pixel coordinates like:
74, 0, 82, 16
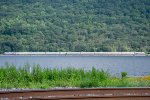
121, 72, 128, 79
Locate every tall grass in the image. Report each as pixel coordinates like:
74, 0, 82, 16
0, 64, 149, 88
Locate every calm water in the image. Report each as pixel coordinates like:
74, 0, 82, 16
0, 56, 150, 76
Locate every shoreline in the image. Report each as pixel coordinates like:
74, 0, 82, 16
1, 52, 147, 56
0, 54, 147, 56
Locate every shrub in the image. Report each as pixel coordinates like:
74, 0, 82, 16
121, 72, 128, 79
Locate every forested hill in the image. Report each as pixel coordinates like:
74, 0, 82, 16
0, 0, 150, 53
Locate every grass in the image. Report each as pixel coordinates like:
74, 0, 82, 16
0, 64, 150, 89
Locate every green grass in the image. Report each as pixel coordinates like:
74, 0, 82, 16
0, 64, 149, 89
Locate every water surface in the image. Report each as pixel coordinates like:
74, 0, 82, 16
0, 56, 150, 76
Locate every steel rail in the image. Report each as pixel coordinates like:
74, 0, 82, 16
0, 88, 150, 99
26, 95, 150, 100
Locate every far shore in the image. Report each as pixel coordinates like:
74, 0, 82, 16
1, 52, 148, 56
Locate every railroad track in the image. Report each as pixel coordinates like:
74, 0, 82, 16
0, 88, 150, 100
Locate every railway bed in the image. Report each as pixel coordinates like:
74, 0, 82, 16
0, 88, 150, 100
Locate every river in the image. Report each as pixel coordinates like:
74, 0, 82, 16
0, 56, 150, 76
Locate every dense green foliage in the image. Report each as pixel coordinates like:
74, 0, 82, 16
0, 65, 149, 88
0, 0, 150, 53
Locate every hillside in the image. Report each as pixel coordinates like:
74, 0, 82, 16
0, 0, 150, 53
